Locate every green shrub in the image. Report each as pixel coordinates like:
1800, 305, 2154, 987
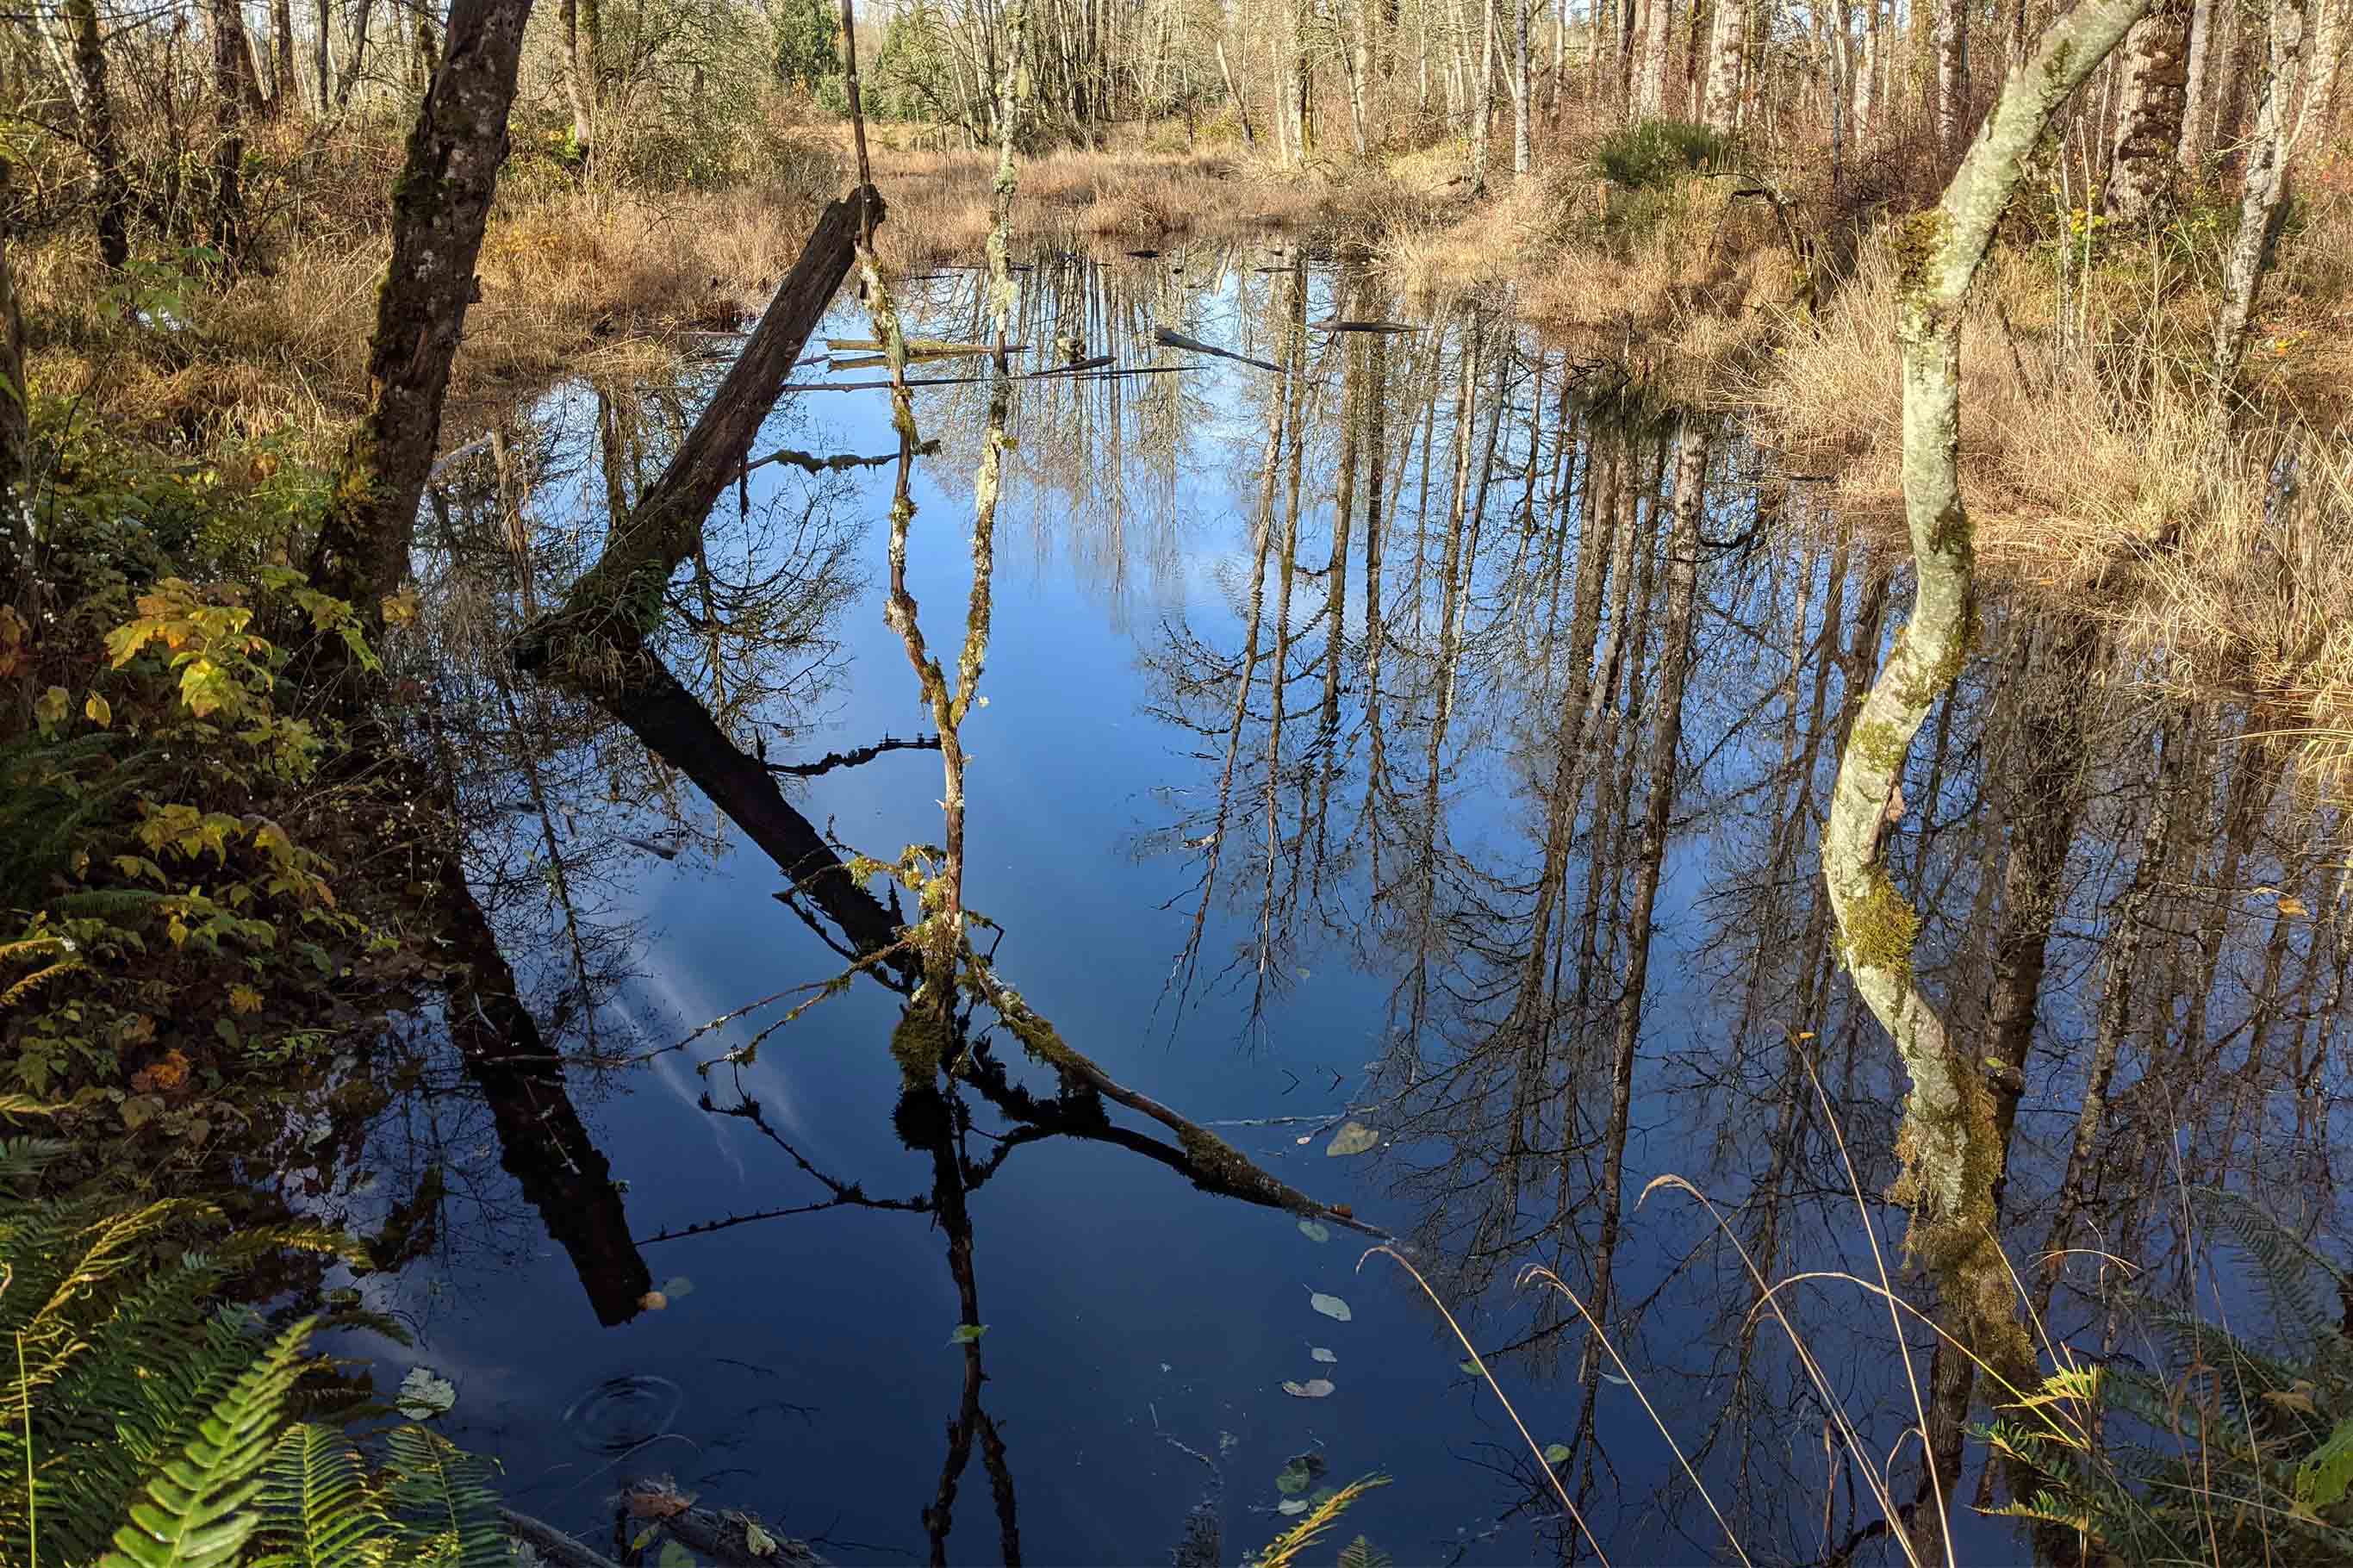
1593, 119, 1734, 190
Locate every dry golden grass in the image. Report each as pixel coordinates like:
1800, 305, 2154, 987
1755, 220, 2353, 800
861, 140, 1444, 276
21, 175, 832, 456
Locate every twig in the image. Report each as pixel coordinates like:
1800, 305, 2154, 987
767, 732, 942, 777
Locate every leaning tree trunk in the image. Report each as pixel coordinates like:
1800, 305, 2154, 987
1217, 34, 1257, 143
65, 0, 128, 270
2105, 0, 2192, 221
1817, 0, 2153, 1540
308, 0, 537, 622
2212, 0, 2307, 401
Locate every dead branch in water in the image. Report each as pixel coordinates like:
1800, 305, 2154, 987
1154, 325, 1285, 372
767, 731, 942, 776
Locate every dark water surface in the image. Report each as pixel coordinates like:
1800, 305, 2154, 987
327, 244, 2349, 1565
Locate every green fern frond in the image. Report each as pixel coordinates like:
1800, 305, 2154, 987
96, 1316, 314, 1568
0, 959, 83, 1010
2297, 1416, 2353, 1510
383, 1424, 507, 1568
252, 1422, 391, 1567
0, 1136, 71, 1185
1334, 1534, 1394, 1568
47, 888, 174, 922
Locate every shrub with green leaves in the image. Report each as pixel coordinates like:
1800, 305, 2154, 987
1592, 120, 1734, 190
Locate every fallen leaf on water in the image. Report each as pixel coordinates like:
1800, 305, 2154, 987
949, 1322, 990, 1345
2280, 895, 2312, 918
657, 1543, 698, 1568
743, 1520, 780, 1557
1278, 1499, 1310, 1515
1281, 1378, 1335, 1398
639, 1291, 669, 1311
1460, 1359, 1481, 1376
1309, 1291, 1352, 1322
1544, 1443, 1572, 1465
395, 1367, 456, 1420
661, 1275, 694, 1301
1325, 1121, 1380, 1157
1298, 1219, 1331, 1243
1310, 1347, 1337, 1364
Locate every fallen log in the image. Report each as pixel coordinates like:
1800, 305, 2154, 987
1309, 318, 1425, 333
1153, 326, 1283, 374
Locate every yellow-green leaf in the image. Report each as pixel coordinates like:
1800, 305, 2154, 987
84, 692, 112, 728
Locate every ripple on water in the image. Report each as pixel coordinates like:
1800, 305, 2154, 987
561, 1373, 684, 1456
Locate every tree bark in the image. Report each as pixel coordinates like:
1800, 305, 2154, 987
271, 0, 297, 112
1639, 0, 1671, 114
2181, 0, 2216, 165
1703, 0, 1744, 127
315, 0, 333, 113
1936, 0, 1970, 145
564, 0, 597, 159
2106, 0, 2192, 220
2212, 0, 2306, 400
1217, 34, 1256, 144
65, 0, 128, 271
0, 159, 27, 516
207, 0, 250, 264
1817, 0, 2153, 1493
1514, 0, 1532, 171
308, 0, 536, 620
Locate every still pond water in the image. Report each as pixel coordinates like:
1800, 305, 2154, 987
336, 244, 2349, 1564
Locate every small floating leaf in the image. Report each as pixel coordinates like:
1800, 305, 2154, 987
657, 1544, 698, 1568
1298, 1219, 1331, 1243
1309, 1291, 1353, 1322
1459, 1359, 1480, 1376
1282, 1378, 1335, 1398
1310, 1347, 1337, 1364
1543, 1443, 1572, 1465
743, 1521, 780, 1557
949, 1322, 989, 1345
1325, 1122, 1380, 1157
2281, 895, 2312, 918
395, 1366, 456, 1420
1276, 1461, 1314, 1496
1278, 1499, 1310, 1515
661, 1275, 694, 1301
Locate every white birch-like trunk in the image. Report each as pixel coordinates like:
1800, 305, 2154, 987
2213, 0, 2307, 396
1702, 0, 1745, 126
1638, 0, 1671, 113
1820, 0, 2154, 1427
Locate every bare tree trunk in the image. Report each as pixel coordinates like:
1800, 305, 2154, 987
562, 0, 594, 159
1817, 0, 2152, 1544
1513, 0, 1531, 171
1639, 0, 1671, 113
1858, 0, 1880, 134
1347, 0, 1372, 152
2291, 0, 2343, 150
271, 0, 297, 111
308, 0, 537, 621
2181, 0, 2216, 163
0, 159, 27, 514
1703, 0, 1744, 126
315, 0, 333, 113
1217, 34, 1257, 143
2106, 0, 2191, 219
1468, 0, 1494, 184
2213, 0, 2306, 401
1936, 0, 1969, 144
65, 0, 128, 270
207, 0, 250, 264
